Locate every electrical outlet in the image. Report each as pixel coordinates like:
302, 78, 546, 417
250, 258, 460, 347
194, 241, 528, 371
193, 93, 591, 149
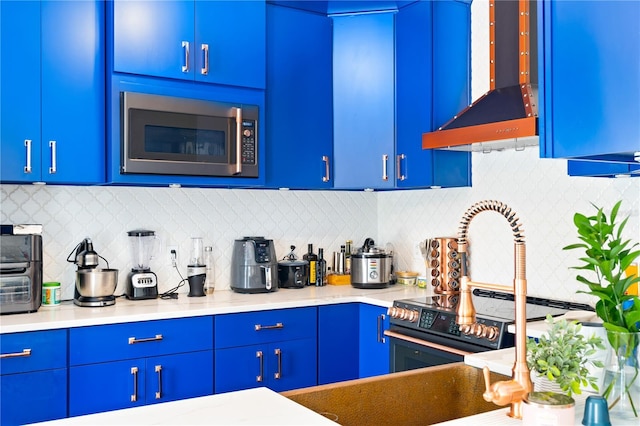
168, 245, 178, 266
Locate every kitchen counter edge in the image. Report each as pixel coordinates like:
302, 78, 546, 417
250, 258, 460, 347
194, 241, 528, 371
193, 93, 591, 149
0, 285, 428, 334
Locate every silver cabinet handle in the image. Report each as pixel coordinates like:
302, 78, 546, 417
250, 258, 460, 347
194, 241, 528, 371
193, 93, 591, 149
254, 322, 283, 331
201, 44, 209, 75
24, 140, 32, 173
382, 154, 389, 181
234, 107, 242, 175
49, 140, 57, 174
322, 155, 330, 182
181, 41, 190, 72
0, 348, 31, 359
396, 154, 406, 181
155, 365, 163, 399
377, 314, 386, 343
130, 367, 139, 402
256, 350, 263, 382
128, 334, 163, 344
274, 348, 282, 379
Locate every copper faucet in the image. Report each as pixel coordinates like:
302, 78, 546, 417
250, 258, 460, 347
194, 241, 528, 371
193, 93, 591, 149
456, 200, 531, 419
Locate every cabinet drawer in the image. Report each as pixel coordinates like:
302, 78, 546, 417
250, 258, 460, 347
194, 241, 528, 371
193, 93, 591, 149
70, 316, 213, 365
0, 329, 67, 374
215, 307, 316, 349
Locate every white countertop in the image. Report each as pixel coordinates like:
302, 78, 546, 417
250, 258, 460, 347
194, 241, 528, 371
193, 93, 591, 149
1, 285, 428, 333
31, 387, 337, 425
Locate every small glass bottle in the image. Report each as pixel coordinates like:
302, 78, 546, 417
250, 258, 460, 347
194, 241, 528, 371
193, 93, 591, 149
345, 240, 353, 274
204, 246, 214, 294
317, 248, 327, 286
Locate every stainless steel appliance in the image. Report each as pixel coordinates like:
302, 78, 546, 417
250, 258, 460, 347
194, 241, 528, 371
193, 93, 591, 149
386, 290, 593, 373
121, 92, 259, 178
68, 238, 118, 307
350, 238, 392, 289
0, 234, 42, 314
231, 236, 278, 293
125, 229, 158, 300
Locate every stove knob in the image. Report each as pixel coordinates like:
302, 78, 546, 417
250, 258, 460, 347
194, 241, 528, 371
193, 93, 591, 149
407, 310, 419, 323
484, 326, 500, 341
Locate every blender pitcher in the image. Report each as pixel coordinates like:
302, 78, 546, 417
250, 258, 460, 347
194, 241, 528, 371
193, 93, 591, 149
125, 230, 159, 300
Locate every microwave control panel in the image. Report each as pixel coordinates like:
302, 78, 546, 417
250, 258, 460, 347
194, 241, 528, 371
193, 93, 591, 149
241, 120, 256, 165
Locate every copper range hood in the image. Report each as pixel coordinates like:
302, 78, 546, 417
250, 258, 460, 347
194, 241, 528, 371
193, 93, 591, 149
423, 0, 538, 152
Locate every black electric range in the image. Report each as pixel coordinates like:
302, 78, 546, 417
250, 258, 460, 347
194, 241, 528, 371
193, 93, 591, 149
387, 289, 594, 352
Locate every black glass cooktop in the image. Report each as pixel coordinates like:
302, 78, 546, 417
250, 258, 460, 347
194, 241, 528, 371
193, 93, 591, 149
399, 289, 593, 323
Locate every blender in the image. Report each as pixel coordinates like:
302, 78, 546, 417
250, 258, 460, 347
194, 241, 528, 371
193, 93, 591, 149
187, 237, 206, 297
125, 229, 158, 300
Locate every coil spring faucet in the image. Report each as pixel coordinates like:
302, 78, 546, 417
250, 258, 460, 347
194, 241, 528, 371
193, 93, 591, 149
456, 200, 531, 419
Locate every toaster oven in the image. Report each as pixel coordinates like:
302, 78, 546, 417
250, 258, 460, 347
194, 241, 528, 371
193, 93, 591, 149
0, 234, 42, 314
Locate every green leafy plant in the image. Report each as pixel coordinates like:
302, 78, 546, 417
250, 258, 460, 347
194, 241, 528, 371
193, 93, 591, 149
527, 314, 605, 397
562, 200, 640, 333
563, 200, 640, 416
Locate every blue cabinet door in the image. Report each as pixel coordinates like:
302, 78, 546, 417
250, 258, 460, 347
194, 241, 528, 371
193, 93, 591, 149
318, 304, 359, 385
540, 0, 640, 161
69, 359, 147, 416
41, 0, 105, 184
145, 351, 214, 405
332, 12, 395, 190
265, 4, 333, 189
195, 0, 265, 89
0, 0, 104, 184
113, 1, 194, 80
0, 1, 42, 182
359, 304, 389, 378
0, 369, 67, 425
215, 339, 316, 393
396, 0, 471, 189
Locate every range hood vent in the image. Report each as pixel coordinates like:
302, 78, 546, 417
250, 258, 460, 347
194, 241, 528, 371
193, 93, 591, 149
423, 0, 538, 152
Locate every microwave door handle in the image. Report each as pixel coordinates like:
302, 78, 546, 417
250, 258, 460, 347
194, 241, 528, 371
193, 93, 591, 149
234, 107, 242, 175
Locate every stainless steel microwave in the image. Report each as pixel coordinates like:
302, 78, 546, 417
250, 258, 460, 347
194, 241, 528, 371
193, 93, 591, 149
121, 92, 259, 177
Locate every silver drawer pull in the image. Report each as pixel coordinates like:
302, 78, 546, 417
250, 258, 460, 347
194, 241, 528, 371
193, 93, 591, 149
256, 350, 263, 382
0, 348, 32, 359
274, 348, 282, 379
130, 367, 139, 402
155, 365, 163, 399
254, 322, 283, 331
128, 334, 163, 344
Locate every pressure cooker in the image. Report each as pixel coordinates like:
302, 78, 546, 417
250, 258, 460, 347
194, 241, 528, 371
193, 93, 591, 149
351, 238, 392, 289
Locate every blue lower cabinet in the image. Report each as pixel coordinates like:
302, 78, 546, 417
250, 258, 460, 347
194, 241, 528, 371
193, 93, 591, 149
214, 307, 317, 393
318, 303, 359, 385
69, 351, 213, 416
0, 329, 68, 425
1, 369, 67, 425
359, 304, 390, 378
215, 339, 316, 393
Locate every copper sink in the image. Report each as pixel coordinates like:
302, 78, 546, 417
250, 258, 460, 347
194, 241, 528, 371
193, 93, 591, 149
282, 363, 507, 425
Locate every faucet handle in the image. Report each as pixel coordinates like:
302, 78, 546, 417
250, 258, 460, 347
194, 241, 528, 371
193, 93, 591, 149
482, 366, 493, 397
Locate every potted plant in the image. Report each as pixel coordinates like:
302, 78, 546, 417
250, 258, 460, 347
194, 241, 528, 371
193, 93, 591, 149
526, 314, 604, 397
563, 200, 640, 418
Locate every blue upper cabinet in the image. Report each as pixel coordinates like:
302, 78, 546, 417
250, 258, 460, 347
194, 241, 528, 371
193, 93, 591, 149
0, 0, 105, 184
332, 12, 396, 190
112, 0, 265, 89
265, 4, 333, 189
540, 0, 640, 165
396, 0, 471, 188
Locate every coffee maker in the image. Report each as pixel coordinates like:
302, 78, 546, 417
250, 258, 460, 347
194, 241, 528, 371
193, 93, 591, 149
125, 230, 158, 300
